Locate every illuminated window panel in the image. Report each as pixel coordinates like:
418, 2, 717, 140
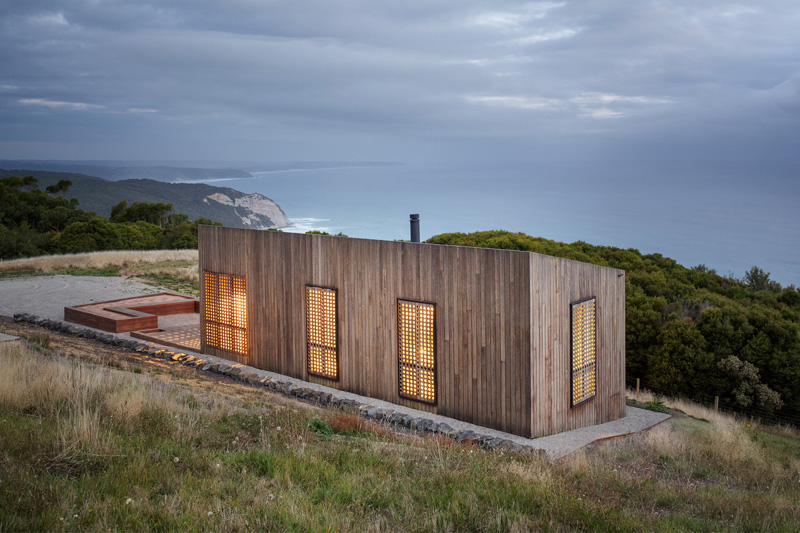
397, 299, 436, 404
571, 297, 597, 406
306, 286, 338, 379
203, 271, 247, 357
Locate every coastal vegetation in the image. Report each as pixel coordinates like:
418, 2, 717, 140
428, 231, 800, 426
0, 176, 220, 259
1, 331, 798, 531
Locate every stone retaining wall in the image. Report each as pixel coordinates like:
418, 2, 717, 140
12, 313, 533, 454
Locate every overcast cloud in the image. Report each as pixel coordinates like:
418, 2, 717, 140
1, 0, 799, 165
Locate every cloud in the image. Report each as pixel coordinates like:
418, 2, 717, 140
466, 3, 566, 31
765, 74, 800, 111
18, 98, 105, 111
511, 28, 580, 45
0, 0, 797, 164
28, 11, 70, 27
465, 92, 671, 119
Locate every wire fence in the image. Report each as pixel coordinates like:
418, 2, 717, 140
626, 376, 800, 428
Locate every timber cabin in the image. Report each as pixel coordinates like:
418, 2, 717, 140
198, 225, 625, 438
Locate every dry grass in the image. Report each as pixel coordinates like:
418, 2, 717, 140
0, 338, 219, 456
327, 411, 397, 440
0, 249, 200, 294
621, 388, 800, 490
0, 249, 197, 274
134, 263, 199, 283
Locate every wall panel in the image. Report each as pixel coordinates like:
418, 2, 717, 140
530, 253, 626, 437
200, 226, 624, 438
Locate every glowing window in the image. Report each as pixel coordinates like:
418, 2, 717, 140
571, 297, 597, 406
203, 271, 247, 357
397, 299, 436, 404
306, 286, 338, 379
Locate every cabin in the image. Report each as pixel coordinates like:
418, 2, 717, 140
198, 225, 625, 438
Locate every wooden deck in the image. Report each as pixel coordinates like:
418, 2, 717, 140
64, 293, 199, 333
131, 324, 201, 352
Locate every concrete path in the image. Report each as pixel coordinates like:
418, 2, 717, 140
0, 332, 19, 343
0, 275, 671, 459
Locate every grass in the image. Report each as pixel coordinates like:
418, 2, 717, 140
0, 250, 200, 295
1, 340, 799, 531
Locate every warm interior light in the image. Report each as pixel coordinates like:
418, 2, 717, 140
571, 297, 596, 406
306, 286, 338, 379
398, 300, 435, 403
203, 271, 247, 356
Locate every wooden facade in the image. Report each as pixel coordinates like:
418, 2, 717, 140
199, 226, 625, 438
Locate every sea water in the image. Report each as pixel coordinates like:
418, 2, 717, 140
196, 162, 800, 287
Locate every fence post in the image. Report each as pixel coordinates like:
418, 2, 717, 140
636, 378, 640, 395
714, 396, 719, 412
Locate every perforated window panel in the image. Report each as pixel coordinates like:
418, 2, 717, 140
397, 299, 436, 404
571, 297, 597, 406
306, 286, 338, 379
203, 271, 247, 357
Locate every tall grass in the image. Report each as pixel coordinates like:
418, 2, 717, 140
1, 340, 798, 531
0, 249, 197, 274
624, 388, 800, 490
0, 249, 200, 293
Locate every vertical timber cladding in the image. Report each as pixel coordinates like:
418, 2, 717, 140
203, 226, 534, 437
198, 226, 623, 437
198, 226, 251, 364
530, 253, 626, 438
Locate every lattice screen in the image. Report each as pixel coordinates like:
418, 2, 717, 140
306, 286, 338, 379
571, 297, 597, 406
398, 299, 436, 404
203, 271, 247, 357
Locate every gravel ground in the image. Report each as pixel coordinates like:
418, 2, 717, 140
0, 275, 161, 320
0, 274, 671, 459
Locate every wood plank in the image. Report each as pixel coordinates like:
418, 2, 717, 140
199, 226, 622, 438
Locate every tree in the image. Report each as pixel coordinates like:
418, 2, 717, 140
717, 356, 783, 410
646, 319, 713, 397
744, 266, 771, 292
110, 201, 173, 227
45, 179, 72, 198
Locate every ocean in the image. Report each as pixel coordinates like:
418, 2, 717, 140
196, 162, 800, 287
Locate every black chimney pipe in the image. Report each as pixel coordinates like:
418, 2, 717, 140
410, 214, 420, 243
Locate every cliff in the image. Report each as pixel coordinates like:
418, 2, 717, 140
0, 169, 289, 230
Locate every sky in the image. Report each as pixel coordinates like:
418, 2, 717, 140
1, 0, 799, 167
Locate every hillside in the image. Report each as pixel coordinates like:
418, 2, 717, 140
1, 314, 798, 531
0, 160, 402, 181
0, 169, 289, 230
0, 161, 253, 182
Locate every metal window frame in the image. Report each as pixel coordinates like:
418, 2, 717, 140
305, 284, 340, 381
396, 298, 438, 405
570, 296, 597, 408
